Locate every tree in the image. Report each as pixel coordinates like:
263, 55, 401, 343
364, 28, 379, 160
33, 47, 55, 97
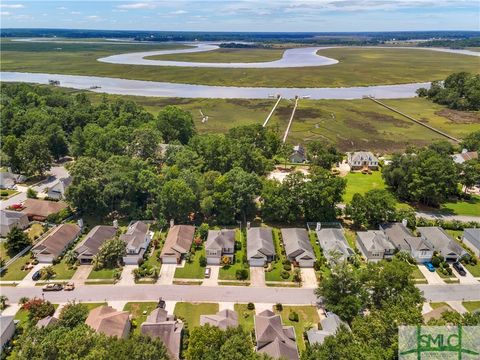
346, 189, 397, 228
1, 135, 20, 172
161, 178, 197, 222
0, 295, 8, 310
17, 134, 53, 177
306, 141, 343, 169
40, 265, 56, 280
63, 249, 78, 265
26, 187, 38, 199
59, 302, 89, 328
5, 227, 31, 255
461, 130, 480, 152
94, 238, 125, 270
128, 127, 162, 162
156, 106, 196, 144
459, 160, 480, 193
22, 298, 55, 323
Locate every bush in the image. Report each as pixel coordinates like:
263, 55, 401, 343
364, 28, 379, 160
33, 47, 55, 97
281, 270, 290, 279
275, 303, 283, 311
247, 302, 255, 310
236, 269, 248, 280
288, 311, 299, 322
282, 259, 291, 266
197, 223, 209, 240
26, 188, 37, 199
199, 255, 207, 267
283, 264, 291, 271
0, 191, 8, 197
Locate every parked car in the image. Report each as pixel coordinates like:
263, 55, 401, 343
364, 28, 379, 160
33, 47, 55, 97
453, 262, 466, 276
204, 267, 211, 278
425, 262, 435, 272
32, 270, 41, 281
64, 282, 75, 291
43, 283, 63, 291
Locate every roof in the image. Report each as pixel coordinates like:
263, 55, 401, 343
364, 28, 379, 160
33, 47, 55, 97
423, 305, 452, 322
321, 313, 349, 334
75, 225, 117, 257
205, 229, 235, 252
379, 222, 413, 251
281, 228, 315, 261
0, 209, 28, 226
348, 151, 378, 164
36, 316, 59, 328
452, 151, 478, 163
357, 230, 396, 252
85, 305, 130, 338
32, 223, 81, 258
160, 225, 195, 259
200, 309, 238, 330
48, 176, 72, 194
0, 316, 14, 336
418, 227, 467, 258
21, 199, 68, 218
120, 221, 149, 251
306, 329, 332, 346
316, 228, 354, 262
247, 227, 275, 260
463, 228, 480, 250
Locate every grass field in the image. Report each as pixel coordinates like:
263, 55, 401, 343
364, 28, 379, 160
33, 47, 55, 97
219, 230, 250, 281
343, 171, 386, 202
123, 302, 158, 334
440, 195, 480, 217
28, 223, 45, 241
174, 246, 206, 279
1, 40, 478, 88
173, 302, 219, 328
87, 267, 118, 280
234, 303, 256, 332
462, 301, 480, 313
274, 305, 320, 351
0, 253, 32, 281
51, 259, 76, 280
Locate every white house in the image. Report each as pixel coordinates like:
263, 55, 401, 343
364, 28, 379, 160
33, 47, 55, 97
121, 221, 152, 265
47, 177, 72, 200
205, 229, 236, 265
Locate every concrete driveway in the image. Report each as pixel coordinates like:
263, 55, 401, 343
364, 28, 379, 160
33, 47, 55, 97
417, 265, 445, 285
17, 263, 48, 287
71, 265, 93, 285
250, 267, 265, 287
202, 266, 219, 286
452, 266, 478, 284
117, 265, 137, 286
301, 268, 318, 288
158, 264, 176, 285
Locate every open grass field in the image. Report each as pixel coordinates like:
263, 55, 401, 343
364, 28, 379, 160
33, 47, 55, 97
1, 40, 478, 87
440, 195, 480, 217
174, 302, 219, 328
343, 171, 386, 202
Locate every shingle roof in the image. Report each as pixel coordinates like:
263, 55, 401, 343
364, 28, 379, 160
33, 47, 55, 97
281, 228, 315, 261
85, 305, 130, 338
356, 230, 395, 252
36, 316, 59, 328
0, 209, 28, 226
32, 223, 81, 259
348, 151, 378, 164
316, 228, 354, 262
75, 225, 117, 256
247, 227, 275, 260
418, 227, 467, 258
205, 229, 235, 251
160, 225, 195, 259
21, 199, 68, 218
0, 316, 14, 337
463, 228, 480, 251
120, 221, 149, 251
379, 222, 412, 251
200, 309, 238, 330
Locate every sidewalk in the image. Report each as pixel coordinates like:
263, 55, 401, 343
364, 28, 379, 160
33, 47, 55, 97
17, 264, 47, 288
417, 265, 445, 285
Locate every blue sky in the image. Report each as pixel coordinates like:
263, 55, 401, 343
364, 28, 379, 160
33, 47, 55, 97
1, 1, 479, 32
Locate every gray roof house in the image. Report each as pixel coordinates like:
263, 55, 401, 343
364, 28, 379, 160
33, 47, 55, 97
289, 145, 306, 164
160, 225, 195, 264
462, 228, 480, 257
452, 150, 478, 164
32, 223, 81, 263
205, 229, 236, 265
0, 209, 29, 237
75, 225, 117, 264
356, 230, 396, 262
306, 312, 350, 346
47, 176, 72, 200
418, 227, 468, 261
120, 221, 152, 265
247, 227, 276, 267
255, 309, 299, 360
141, 307, 183, 360
316, 228, 354, 264
281, 228, 315, 267
347, 151, 378, 170
200, 309, 238, 330
0, 316, 15, 349
0, 172, 26, 189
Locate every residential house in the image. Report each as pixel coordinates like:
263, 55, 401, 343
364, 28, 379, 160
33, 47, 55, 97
121, 221, 152, 265
289, 145, 306, 163
47, 176, 72, 200
247, 227, 276, 267
254, 309, 299, 360
36, 316, 59, 328
0, 210, 29, 237
21, 198, 68, 222
316, 227, 354, 264
462, 228, 480, 257
141, 307, 183, 360
32, 223, 81, 263
281, 228, 315, 267
423, 305, 452, 322
200, 309, 238, 330
347, 151, 379, 170
75, 225, 117, 264
356, 230, 396, 262
205, 229, 236, 265
452, 150, 478, 164
85, 305, 130, 339
306, 312, 350, 346
0, 316, 15, 349
160, 225, 195, 264
418, 227, 468, 262
0, 172, 25, 189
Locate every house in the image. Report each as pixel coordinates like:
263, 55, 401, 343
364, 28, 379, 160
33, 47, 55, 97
85, 305, 130, 339
423, 305, 452, 322
47, 176, 72, 200
0, 210, 29, 237
36, 316, 59, 328
316, 227, 354, 264
347, 151, 379, 170
75, 225, 117, 264
21, 198, 68, 221
247, 227, 276, 267
0, 316, 15, 349
141, 307, 183, 360
121, 221, 152, 265
281, 228, 315, 267
254, 309, 299, 360
160, 225, 195, 264
418, 227, 468, 262
205, 229, 236, 265
289, 145, 306, 163
452, 150, 478, 164
200, 309, 238, 330
462, 228, 480, 257
306, 312, 350, 346
32, 223, 81, 263
0, 172, 26, 189
379, 222, 433, 263
356, 230, 396, 262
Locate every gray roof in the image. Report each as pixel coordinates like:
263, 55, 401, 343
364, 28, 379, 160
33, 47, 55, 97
379, 222, 413, 251
306, 313, 349, 346
205, 229, 235, 251
0, 209, 28, 226
200, 309, 238, 330
348, 151, 378, 164
75, 225, 117, 256
36, 316, 59, 328
316, 228, 354, 262
120, 221, 149, 251
418, 227, 468, 258
0, 316, 14, 336
463, 228, 480, 251
281, 228, 315, 261
247, 227, 275, 260
356, 230, 395, 252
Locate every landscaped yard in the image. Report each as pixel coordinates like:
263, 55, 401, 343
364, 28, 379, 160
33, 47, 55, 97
462, 301, 480, 313
28, 223, 45, 241
0, 242, 11, 262
343, 171, 386, 203
219, 230, 250, 281
265, 229, 293, 283
274, 306, 320, 351
0, 253, 32, 281
174, 246, 206, 279
51, 258, 76, 280
234, 303, 256, 332
410, 266, 426, 280
123, 302, 158, 334
440, 195, 480, 217
174, 302, 219, 328
87, 267, 118, 280
465, 263, 480, 277
83, 302, 107, 311
0, 189, 18, 199
15, 304, 59, 328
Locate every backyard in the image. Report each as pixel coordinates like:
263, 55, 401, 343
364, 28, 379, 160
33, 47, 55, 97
234, 303, 256, 332
265, 229, 293, 283
343, 171, 386, 203
174, 302, 219, 328
219, 230, 250, 281
123, 302, 158, 334
28, 223, 45, 241
174, 246, 206, 279
274, 305, 320, 351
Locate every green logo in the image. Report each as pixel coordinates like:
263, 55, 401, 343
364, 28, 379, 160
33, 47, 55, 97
399, 325, 480, 359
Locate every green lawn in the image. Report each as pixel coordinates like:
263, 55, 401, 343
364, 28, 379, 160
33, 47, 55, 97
123, 302, 158, 334
275, 306, 320, 351
174, 246, 206, 279
343, 229, 357, 250
234, 303, 256, 332
51, 259, 77, 280
83, 302, 107, 311
439, 195, 480, 217
174, 302, 219, 328
0, 254, 32, 281
0, 242, 11, 262
465, 263, 480, 277
219, 230, 250, 281
343, 171, 386, 203
87, 267, 118, 280
430, 302, 451, 310
410, 266, 426, 280
265, 229, 293, 282
462, 301, 480, 313
0, 189, 18, 199
28, 223, 45, 241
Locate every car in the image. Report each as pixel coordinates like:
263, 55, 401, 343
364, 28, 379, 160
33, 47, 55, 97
64, 282, 75, 291
32, 270, 41, 281
453, 262, 466, 276
204, 267, 211, 278
42, 283, 63, 291
425, 262, 435, 272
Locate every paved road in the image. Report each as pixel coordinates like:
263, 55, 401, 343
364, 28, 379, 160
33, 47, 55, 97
417, 284, 480, 302
415, 211, 480, 223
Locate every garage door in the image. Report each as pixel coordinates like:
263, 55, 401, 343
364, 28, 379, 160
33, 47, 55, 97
161, 256, 177, 264
298, 259, 314, 268
36, 255, 53, 263
249, 258, 265, 267
207, 257, 220, 265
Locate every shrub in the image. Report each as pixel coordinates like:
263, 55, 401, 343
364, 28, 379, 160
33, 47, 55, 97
197, 223, 209, 240
236, 269, 248, 280
282, 259, 291, 266
247, 302, 255, 310
199, 255, 207, 267
275, 303, 283, 311
281, 270, 290, 279
288, 311, 299, 322
0, 191, 8, 197
283, 264, 291, 271
26, 188, 37, 199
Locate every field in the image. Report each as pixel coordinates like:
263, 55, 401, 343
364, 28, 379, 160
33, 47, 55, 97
1, 40, 478, 88
123, 302, 158, 334
173, 302, 219, 328
343, 171, 386, 202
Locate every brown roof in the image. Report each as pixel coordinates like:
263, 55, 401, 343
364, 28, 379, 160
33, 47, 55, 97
21, 199, 68, 219
32, 223, 81, 259
423, 305, 452, 322
85, 305, 130, 338
200, 309, 238, 330
75, 225, 117, 256
160, 225, 195, 260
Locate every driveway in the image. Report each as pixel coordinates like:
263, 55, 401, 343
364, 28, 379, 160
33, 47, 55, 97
250, 267, 266, 287
301, 268, 318, 288
117, 265, 137, 286
158, 264, 176, 285
17, 263, 48, 287
202, 266, 219, 287
417, 265, 445, 285
71, 265, 93, 285
452, 266, 478, 285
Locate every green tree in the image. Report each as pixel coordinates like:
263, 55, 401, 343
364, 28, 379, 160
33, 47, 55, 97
128, 127, 162, 162
156, 106, 196, 144
5, 227, 31, 255
306, 141, 343, 169
22, 298, 55, 324
17, 134, 52, 177
26, 187, 38, 199
59, 302, 89, 329
40, 265, 56, 280
347, 189, 397, 228
461, 130, 480, 152
94, 238, 125, 270
1, 135, 20, 172
459, 160, 480, 193
161, 178, 197, 222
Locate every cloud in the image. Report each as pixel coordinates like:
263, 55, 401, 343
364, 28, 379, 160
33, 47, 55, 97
70, 11, 81, 15
117, 2, 156, 9
57, 6, 67, 10
0, 11, 11, 15
170, 10, 187, 15
0, 4, 24, 9
87, 15, 100, 19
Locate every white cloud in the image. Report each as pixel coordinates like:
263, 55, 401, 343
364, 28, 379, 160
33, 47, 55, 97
0, 11, 11, 15
70, 11, 81, 15
87, 15, 100, 19
170, 10, 187, 15
57, 6, 67, 10
117, 2, 156, 10
0, 4, 24, 9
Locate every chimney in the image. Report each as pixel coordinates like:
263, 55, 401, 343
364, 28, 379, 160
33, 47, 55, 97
316, 222, 321, 231
247, 222, 251, 230
170, 219, 175, 228
113, 219, 118, 229
77, 218, 84, 231
401, 219, 408, 227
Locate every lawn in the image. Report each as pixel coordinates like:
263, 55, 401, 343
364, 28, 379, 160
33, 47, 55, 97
28, 223, 45, 241
15, 304, 59, 328
174, 246, 206, 279
274, 306, 320, 351
439, 195, 480, 217
462, 301, 480, 313
265, 229, 293, 283
51, 258, 76, 280
465, 263, 480, 277
123, 302, 158, 334
343, 171, 386, 203
87, 267, 118, 280
410, 266, 426, 280
219, 230, 250, 281
0, 189, 18, 199
0, 253, 32, 281
430, 302, 451, 310
0, 242, 11, 262
173, 302, 219, 328
234, 303, 256, 332
83, 302, 107, 311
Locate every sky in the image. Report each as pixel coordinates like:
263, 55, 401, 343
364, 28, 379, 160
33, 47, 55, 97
0, 0, 479, 32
